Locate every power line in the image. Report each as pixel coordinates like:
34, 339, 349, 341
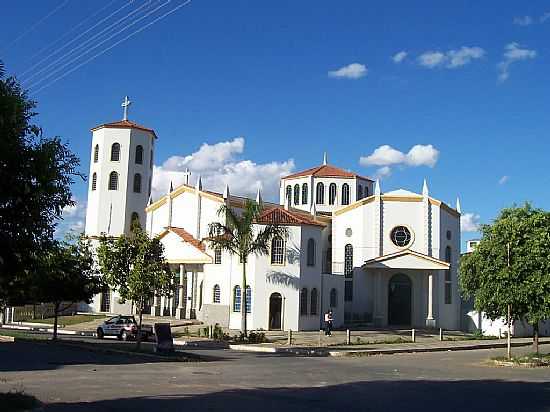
26, 0, 160, 89
32, 0, 192, 95
22, 0, 147, 84
2, 0, 69, 53
23, 0, 119, 69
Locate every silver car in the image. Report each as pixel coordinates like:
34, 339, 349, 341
96, 315, 153, 341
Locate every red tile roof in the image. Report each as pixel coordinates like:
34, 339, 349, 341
91, 120, 157, 139
168, 226, 206, 252
256, 207, 325, 227
283, 164, 372, 181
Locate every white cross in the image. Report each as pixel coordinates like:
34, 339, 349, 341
183, 168, 192, 185
121, 96, 131, 120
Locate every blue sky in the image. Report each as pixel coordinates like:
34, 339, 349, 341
2, 1, 549, 248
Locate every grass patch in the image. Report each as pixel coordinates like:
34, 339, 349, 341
28, 314, 106, 327
0, 330, 50, 341
1, 391, 40, 412
493, 353, 550, 367
328, 336, 411, 347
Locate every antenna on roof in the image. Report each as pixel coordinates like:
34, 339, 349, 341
323, 152, 328, 165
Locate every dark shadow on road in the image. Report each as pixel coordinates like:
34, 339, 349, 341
43, 380, 550, 411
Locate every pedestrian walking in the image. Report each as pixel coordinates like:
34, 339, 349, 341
324, 310, 333, 336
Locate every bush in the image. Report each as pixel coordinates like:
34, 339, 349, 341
233, 331, 267, 344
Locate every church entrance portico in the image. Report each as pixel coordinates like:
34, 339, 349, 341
388, 274, 412, 326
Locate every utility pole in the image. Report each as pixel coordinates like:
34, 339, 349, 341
507, 242, 512, 361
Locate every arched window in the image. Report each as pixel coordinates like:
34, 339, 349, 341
293, 184, 300, 205
301, 183, 308, 204
342, 183, 350, 205
364, 186, 369, 197
108, 171, 118, 190
330, 288, 338, 308
130, 212, 140, 230
91, 172, 97, 191
245, 286, 252, 313
93, 144, 99, 163
300, 288, 308, 315
307, 238, 315, 266
310, 288, 318, 315
325, 248, 332, 273
133, 173, 142, 193
357, 185, 363, 200
344, 244, 353, 278
271, 236, 284, 265
329, 183, 337, 205
150, 149, 153, 169
444, 246, 452, 304
233, 286, 241, 312
213, 284, 221, 303
445, 246, 452, 264
286, 185, 292, 204
110, 143, 120, 161
316, 182, 324, 204
214, 247, 222, 264
135, 145, 143, 164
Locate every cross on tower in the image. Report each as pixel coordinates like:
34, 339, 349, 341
183, 168, 192, 185
121, 96, 132, 120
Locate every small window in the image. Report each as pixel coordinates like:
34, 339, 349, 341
330, 288, 338, 308
245, 286, 252, 313
110, 143, 120, 161
108, 171, 118, 190
344, 244, 353, 278
213, 284, 221, 303
357, 185, 363, 200
329, 183, 337, 205
150, 149, 153, 169
300, 288, 308, 316
91, 172, 97, 191
271, 236, 285, 265
133, 173, 142, 193
310, 288, 318, 315
445, 281, 452, 305
391, 226, 412, 247
233, 286, 241, 312
364, 186, 369, 197
93, 144, 99, 163
214, 247, 222, 264
135, 145, 143, 164
446, 230, 452, 240
301, 183, 308, 204
445, 246, 452, 264
307, 238, 315, 266
316, 182, 325, 204
293, 184, 300, 205
344, 281, 353, 302
342, 183, 350, 205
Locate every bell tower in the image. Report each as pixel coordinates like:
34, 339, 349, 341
85, 97, 157, 237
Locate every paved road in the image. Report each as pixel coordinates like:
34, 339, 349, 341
1, 338, 549, 411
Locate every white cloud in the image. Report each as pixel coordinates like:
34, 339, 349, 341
497, 42, 536, 82
461, 212, 480, 232
374, 166, 392, 179
541, 12, 550, 23
417, 47, 485, 69
55, 198, 87, 238
328, 63, 367, 79
513, 16, 533, 26
392, 51, 408, 63
359, 144, 439, 177
498, 175, 509, 185
152, 137, 295, 202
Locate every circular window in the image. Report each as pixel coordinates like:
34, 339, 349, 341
391, 226, 412, 247
446, 230, 452, 240
345, 228, 353, 237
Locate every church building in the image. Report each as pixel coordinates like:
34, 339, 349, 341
84, 100, 462, 331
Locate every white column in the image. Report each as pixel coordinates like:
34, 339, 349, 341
151, 295, 160, 316
426, 272, 436, 327
185, 271, 194, 319
374, 271, 383, 327
160, 295, 166, 317
176, 264, 185, 319
168, 277, 175, 317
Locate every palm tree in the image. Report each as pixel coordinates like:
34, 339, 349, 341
208, 199, 287, 336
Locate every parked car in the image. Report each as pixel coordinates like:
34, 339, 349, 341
96, 315, 153, 341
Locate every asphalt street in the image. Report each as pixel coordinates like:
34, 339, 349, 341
1, 338, 549, 411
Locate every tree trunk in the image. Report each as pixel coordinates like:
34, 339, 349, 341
533, 322, 539, 355
53, 302, 60, 341
241, 258, 247, 337
136, 300, 143, 351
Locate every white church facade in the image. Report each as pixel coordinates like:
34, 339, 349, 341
84, 100, 462, 331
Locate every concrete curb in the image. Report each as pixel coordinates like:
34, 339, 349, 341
0, 324, 95, 337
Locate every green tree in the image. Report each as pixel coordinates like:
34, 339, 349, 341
97, 225, 172, 349
460, 204, 550, 356
0, 62, 81, 312
208, 200, 287, 336
33, 237, 104, 340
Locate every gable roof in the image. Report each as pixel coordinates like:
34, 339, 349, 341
159, 226, 207, 253
283, 164, 373, 181
256, 207, 326, 227
363, 249, 450, 270
91, 119, 157, 139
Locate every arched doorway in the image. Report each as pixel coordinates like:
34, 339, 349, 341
388, 274, 412, 326
269, 293, 282, 330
